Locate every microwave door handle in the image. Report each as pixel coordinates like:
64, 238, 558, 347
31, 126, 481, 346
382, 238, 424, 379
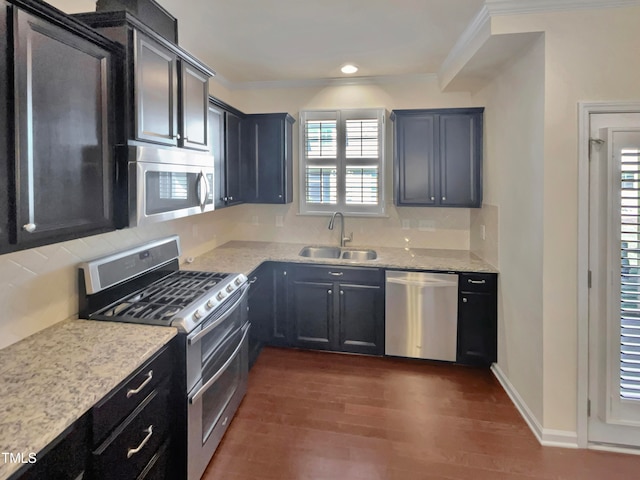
189, 322, 249, 405
196, 171, 207, 209
203, 172, 211, 206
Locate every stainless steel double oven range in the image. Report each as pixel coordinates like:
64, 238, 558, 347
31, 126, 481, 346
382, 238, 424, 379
79, 236, 249, 479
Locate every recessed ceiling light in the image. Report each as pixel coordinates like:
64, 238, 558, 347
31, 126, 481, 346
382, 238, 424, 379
340, 64, 358, 75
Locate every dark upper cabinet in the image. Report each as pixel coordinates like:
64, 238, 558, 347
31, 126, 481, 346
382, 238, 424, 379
392, 108, 483, 208
1, 1, 120, 254
0, 1, 9, 251
134, 31, 178, 147
457, 273, 497, 366
208, 97, 244, 208
180, 60, 209, 151
73, 11, 214, 152
242, 113, 294, 204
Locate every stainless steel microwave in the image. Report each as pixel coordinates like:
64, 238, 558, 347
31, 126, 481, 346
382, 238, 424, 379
125, 146, 215, 227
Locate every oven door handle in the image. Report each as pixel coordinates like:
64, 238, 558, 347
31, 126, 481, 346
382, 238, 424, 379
187, 285, 248, 346
189, 322, 249, 405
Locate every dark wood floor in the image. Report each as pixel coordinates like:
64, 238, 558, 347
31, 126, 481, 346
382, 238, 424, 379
202, 347, 640, 480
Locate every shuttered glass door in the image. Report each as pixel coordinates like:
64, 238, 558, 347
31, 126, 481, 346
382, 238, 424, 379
589, 124, 640, 447
615, 130, 640, 419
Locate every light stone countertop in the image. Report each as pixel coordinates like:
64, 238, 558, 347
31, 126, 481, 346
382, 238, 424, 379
0, 320, 176, 480
184, 240, 498, 276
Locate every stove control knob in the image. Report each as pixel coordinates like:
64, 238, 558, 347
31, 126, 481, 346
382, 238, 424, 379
205, 300, 215, 310
226, 285, 234, 293
216, 291, 226, 301
193, 310, 202, 321
235, 277, 243, 286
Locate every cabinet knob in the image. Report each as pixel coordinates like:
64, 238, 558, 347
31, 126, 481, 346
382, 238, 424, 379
430, 196, 435, 201
229, 196, 234, 201
176, 133, 181, 140
340, 290, 344, 296
463, 297, 468, 303
442, 196, 446, 201
328, 289, 332, 295
283, 271, 287, 276
278, 194, 282, 198
22, 223, 36, 233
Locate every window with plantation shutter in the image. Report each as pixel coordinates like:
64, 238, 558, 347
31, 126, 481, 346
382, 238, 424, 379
300, 109, 385, 215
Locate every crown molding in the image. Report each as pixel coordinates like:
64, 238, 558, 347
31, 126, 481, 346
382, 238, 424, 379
486, 0, 640, 15
213, 73, 438, 91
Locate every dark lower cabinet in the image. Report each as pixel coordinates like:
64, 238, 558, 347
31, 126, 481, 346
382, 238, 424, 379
89, 341, 175, 479
247, 262, 289, 363
2, 1, 120, 253
288, 264, 384, 355
457, 273, 498, 366
9, 414, 89, 480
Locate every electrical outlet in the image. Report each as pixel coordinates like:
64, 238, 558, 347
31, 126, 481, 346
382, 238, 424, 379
418, 220, 435, 232
401, 219, 411, 230
275, 215, 284, 227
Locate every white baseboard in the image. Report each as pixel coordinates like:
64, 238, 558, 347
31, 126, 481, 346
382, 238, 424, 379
491, 364, 579, 449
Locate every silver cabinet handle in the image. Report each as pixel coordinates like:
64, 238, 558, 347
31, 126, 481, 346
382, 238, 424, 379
176, 133, 181, 140
229, 196, 234, 201
22, 223, 36, 233
126, 370, 153, 398
127, 425, 153, 458
223, 196, 228, 202
328, 289, 332, 295
468, 279, 486, 285
328, 272, 343, 277
430, 196, 435, 201
249, 276, 258, 285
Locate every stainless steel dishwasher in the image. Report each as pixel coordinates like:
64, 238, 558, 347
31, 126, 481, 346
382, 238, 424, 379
385, 271, 459, 361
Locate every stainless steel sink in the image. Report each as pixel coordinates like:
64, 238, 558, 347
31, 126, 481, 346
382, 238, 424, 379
341, 249, 377, 261
298, 246, 377, 261
298, 246, 342, 258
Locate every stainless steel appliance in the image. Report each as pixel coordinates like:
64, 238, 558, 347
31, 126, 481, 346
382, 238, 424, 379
385, 271, 458, 361
122, 145, 215, 227
79, 235, 248, 480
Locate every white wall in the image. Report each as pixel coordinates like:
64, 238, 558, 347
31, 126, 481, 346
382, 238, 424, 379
217, 78, 480, 249
472, 35, 546, 423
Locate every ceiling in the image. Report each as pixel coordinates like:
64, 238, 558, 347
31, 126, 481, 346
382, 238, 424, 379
153, 0, 486, 85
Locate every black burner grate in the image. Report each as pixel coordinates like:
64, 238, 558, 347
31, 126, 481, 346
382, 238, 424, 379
95, 270, 229, 324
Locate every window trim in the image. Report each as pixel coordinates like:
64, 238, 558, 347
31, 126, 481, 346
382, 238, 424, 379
298, 108, 386, 216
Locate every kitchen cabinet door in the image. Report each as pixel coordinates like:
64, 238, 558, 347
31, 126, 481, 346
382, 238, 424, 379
338, 282, 384, 355
180, 60, 208, 151
134, 31, 178, 147
225, 111, 243, 205
457, 273, 497, 366
242, 113, 294, 204
247, 263, 274, 366
289, 279, 334, 350
0, 1, 9, 250
392, 108, 483, 208
208, 102, 226, 209
439, 112, 482, 207
12, 7, 115, 247
394, 113, 438, 205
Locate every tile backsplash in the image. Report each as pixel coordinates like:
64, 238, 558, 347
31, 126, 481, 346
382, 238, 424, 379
0, 202, 490, 350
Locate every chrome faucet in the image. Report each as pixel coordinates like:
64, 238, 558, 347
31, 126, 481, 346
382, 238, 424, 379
328, 212, 353, 247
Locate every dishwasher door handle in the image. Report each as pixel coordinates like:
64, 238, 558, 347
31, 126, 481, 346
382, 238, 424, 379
386, 277, 457, 288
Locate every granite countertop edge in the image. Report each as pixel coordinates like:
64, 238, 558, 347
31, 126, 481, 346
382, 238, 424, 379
0, 320, 177, 480
184, 240, 499, 276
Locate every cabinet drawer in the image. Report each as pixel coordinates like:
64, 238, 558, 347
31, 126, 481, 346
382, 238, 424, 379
458, 273, 497, 293
293, 264, 383, 284
92, 345, 172, 446
92, 385, 170, 479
